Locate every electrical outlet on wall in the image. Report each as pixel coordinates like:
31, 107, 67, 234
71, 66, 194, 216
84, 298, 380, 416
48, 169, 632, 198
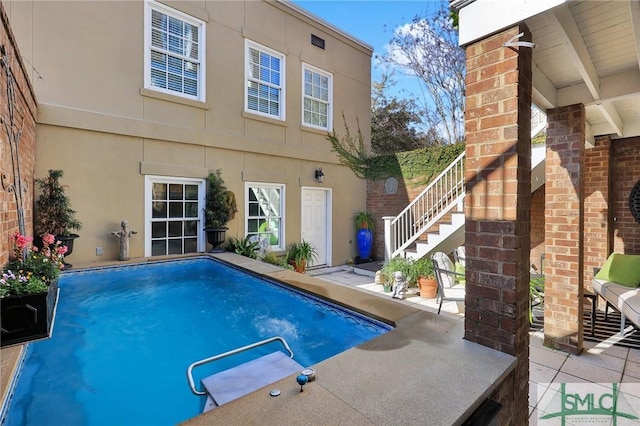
96, 247, 103, 256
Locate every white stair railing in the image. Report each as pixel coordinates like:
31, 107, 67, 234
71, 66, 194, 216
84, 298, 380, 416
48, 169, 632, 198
384, 151, 466, 259
382, 110, 547, 261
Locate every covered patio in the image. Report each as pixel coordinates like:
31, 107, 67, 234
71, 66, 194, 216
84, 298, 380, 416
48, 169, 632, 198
452, 0, 640, 422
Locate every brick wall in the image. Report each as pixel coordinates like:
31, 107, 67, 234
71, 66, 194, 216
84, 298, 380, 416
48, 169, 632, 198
612, 137, 640, 254
544, 104, 585, 354
366, 177, 425, 260
583, 136, 611, 288
0, 2, 37, 266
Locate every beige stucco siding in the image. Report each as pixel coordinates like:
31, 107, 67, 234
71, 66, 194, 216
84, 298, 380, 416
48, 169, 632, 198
9, 0, 372, 265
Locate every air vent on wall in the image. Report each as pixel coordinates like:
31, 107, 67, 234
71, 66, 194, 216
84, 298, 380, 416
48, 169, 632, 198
311, 34, 325, 50
630, 179, 640, 224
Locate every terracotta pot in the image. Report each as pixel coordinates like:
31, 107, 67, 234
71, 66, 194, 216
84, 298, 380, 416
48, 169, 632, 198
289, 260, 307, 274
418, 277, 437, 299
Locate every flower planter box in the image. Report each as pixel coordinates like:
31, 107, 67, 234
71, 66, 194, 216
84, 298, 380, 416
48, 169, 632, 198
1, 280, 59, 347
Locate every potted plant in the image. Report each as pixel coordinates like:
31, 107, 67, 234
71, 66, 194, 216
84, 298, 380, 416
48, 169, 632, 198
34, 169, 82, 267
286, 240, 318, 273
352, 211, 375, 261
381, 257, 414, 293
1, 232, 66, 347
413, 257, 437, 299
203, 170, 237, 252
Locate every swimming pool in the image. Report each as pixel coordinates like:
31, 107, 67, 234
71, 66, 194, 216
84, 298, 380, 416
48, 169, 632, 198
1, 257, 391, 425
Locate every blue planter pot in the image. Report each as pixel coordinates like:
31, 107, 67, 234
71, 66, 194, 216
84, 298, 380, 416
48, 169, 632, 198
356, 228, 373, 260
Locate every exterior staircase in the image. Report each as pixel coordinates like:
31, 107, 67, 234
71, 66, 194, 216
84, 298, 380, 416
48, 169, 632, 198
382, 144, 546, 262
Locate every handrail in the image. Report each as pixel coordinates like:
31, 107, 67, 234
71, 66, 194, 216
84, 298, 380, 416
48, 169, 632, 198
186, 336, 295, 396
388, 151, 466, 258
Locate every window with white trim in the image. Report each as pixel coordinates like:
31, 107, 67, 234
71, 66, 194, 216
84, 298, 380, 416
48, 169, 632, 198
145, 1, 205, 100
245, 183, 285, 250
302, 64, 332, 130
145, 176, 205, 256
245, 40, 285, 120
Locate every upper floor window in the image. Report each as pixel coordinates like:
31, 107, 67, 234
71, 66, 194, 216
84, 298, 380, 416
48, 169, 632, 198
145, 1, 205, 101
302, 64, 332, 130
245, 40, 285, 120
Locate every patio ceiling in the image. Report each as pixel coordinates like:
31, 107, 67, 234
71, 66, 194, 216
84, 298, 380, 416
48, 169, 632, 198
453, 0, 640, 146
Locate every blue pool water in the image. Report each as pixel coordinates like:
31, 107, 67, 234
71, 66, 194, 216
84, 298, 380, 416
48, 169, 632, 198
2, 258, 391, 425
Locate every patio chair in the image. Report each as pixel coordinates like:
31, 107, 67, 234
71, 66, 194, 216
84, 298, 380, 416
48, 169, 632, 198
453, 246, 466, 267
431, 252, 466, 314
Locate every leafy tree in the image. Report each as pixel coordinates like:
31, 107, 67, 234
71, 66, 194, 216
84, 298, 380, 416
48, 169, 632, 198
371, 73, 426, 154
379, 4, 465, 145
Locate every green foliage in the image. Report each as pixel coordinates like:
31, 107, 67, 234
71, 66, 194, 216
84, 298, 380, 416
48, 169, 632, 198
367, 142, 466, 184
262, 251, 294, 270
226, 235, 260, 259
326, 113, 373, 179
352, 211, 375, 231
381, 257, 415, 286
371, 72, 437, 154
328, 113, 465, 184
529, 275, 545, 324
413, 257, 434, 279
204, 170, 236, 229
1, 233, 65, 298
286, 240, 318, 266
34, 169, 82, 237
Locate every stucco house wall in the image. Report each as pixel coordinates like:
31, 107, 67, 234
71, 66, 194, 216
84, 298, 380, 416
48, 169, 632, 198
4, 0, 372, 265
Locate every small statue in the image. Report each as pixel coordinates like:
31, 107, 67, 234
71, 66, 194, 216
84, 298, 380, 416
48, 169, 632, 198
111, 220, 137, 261
392, 271, 408, 300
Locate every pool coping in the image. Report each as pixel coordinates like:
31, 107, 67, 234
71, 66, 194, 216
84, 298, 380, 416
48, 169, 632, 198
0, 253, 517, 425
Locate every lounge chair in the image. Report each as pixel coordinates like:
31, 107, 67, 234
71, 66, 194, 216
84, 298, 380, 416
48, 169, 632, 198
453, 246, 466, 267
431, 252, 466, 314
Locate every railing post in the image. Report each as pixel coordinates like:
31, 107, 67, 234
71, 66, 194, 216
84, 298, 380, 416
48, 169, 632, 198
383, 216, 394, 261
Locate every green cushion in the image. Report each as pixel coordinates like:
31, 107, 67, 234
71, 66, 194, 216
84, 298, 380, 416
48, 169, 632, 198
595, 253, 640, 287
455, 262, 466, 285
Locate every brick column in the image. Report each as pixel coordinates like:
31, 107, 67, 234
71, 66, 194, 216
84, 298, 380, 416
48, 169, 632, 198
584, 136, 611, 289
544, 104, 585, 354
464, 25, 532, 424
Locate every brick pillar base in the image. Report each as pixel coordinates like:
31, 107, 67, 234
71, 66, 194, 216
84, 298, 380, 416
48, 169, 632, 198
544, 104, 585, 354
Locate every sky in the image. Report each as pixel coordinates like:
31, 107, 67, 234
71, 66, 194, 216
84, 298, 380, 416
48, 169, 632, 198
293, 0, 445, 97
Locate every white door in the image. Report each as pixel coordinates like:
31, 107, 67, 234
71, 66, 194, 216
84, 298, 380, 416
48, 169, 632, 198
301, 188, 329, 266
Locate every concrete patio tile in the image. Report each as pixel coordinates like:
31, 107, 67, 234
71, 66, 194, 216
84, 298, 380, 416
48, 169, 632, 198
620, 380, 640, 399
530, 361, 559, 384
584, 339, 629, 360
628, 348, 640, 363
552, 371, 590, 384
568, 351, 626, 373
529, 381, 550, 410
560, 357, 622, 383
530, 344, 568, 371
624, 359, 640, 379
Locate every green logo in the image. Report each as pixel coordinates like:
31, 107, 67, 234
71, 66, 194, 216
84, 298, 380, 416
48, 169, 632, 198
539, 383, 639, 425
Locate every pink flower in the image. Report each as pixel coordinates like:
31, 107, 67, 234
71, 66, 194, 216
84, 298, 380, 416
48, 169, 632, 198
42, 234, 55, 246
56, 246, 68, 255
15, 234, 33, 249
